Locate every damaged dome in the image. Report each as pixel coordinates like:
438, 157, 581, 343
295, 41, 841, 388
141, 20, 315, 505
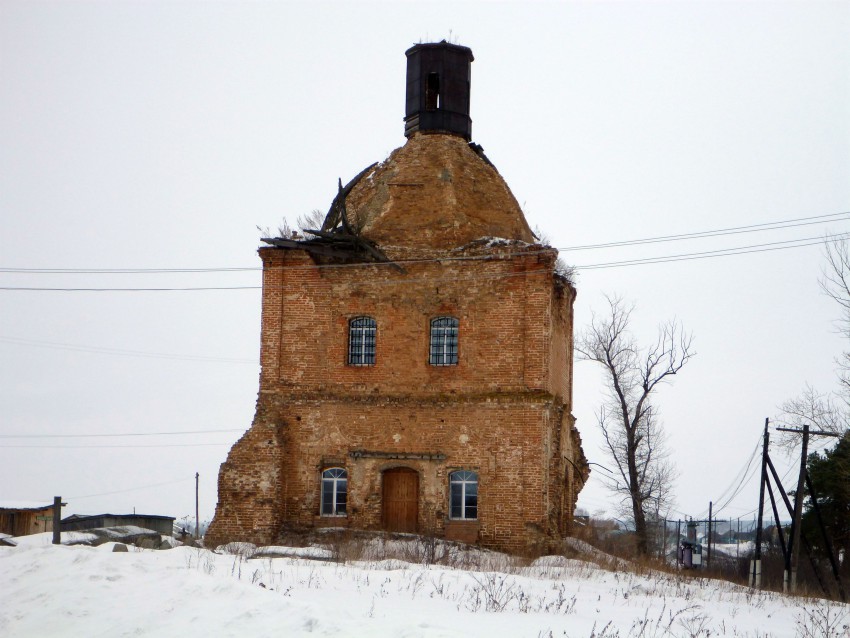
334, 133, 534, 250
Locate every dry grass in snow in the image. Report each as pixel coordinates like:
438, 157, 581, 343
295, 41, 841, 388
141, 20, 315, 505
1, 532, 848, 637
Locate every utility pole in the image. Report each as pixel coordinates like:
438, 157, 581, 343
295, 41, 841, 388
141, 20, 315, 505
707, 501, 713, 568
752, 418, 769, 588
788, 424, 809, 593
52, 496, 62, 545
776, 424, 840, 593
736, 518, 740, 561
676, 519, 681, 567
195, 472, 200, 539
805, 473, 847, 601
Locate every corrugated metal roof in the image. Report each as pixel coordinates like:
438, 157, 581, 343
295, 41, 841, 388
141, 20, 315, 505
0, 501, 53, 511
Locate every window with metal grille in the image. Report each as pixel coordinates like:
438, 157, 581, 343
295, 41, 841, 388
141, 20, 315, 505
320, 468, 347, 516
449, 470, 478, 520
429, 316, 458, 366
348, 317, 376, 366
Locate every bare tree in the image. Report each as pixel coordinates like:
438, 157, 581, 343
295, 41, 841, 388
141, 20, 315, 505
822, 237, 850, 400
781, 237, 850, 435
781, 384, 847, 439
577, 295, 695, 555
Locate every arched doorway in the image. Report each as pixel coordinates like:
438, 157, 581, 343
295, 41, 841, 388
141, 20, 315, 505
382, 467, 419, 533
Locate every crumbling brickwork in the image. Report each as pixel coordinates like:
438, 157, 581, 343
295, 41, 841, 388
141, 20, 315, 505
206, 131, 588, 552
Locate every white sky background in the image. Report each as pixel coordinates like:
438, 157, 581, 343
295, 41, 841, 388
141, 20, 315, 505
1, 1, 848, 528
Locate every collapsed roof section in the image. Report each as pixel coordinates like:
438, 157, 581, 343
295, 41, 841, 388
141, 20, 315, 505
262, 162, 402, 271
263, 133, 534, 264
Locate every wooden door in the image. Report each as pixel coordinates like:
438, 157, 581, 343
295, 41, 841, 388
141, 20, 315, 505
382, 468, 419, 533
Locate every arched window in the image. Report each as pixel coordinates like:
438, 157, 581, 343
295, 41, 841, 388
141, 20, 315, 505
321, 468, 347, 516
449, 470, 477, 520
429, 317, 458, 366
348, 317, 376, 366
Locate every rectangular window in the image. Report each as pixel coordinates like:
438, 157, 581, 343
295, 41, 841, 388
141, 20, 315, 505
348, 317, 376, 366
321, 468, 347, 516
449, 470, 478, 520
429, 317, 458, 366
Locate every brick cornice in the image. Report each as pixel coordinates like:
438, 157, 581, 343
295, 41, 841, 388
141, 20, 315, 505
259, 388, 565, 407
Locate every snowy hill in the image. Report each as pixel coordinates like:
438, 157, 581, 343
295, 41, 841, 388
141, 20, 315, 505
0, 532, 847, 637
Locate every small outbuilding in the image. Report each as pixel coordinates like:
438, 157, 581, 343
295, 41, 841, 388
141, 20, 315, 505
61, 514, 176, 536
0, 501, 56, 537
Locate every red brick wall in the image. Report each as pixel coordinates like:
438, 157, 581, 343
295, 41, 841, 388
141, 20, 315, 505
207, 413, 285, 546
206, 242, 586, 552
264, 246, 560, 395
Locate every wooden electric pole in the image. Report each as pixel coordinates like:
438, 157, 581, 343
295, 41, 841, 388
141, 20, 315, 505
788, 424, 809, 593
52, 496, 62, 545
776, 424, 840, 593
676, 519, 682, 566
707, 501, 713, 568
195, 472, 200, 539
752, 418, 769, 588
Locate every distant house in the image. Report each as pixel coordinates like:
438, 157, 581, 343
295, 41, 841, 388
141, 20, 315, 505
737, 529, 757, 542
61, 514, 175, 536
0, 502, 56, 537
715, 529, 738, 544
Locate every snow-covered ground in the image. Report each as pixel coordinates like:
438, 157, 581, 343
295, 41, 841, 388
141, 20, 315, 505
1, 532, 848, 637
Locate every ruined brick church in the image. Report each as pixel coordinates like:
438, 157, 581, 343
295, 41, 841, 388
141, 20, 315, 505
206, 42, 588, 553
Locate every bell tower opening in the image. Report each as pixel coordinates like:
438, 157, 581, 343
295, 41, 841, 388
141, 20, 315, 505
425, 72, 440, 111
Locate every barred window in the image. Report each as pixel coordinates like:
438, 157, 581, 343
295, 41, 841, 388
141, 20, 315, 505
348, 317, 376, 366
449, 470, 478, 520
429, 316, 458, 366
320, 468, 347, 516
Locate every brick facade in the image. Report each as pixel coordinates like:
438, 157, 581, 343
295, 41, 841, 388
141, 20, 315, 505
206, 130, 588, 553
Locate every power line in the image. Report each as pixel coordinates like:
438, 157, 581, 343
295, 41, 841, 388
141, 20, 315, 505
779, 460, 797, 484
1, 250, 552, 275
2, 210, 846, 274
0, 443, 231, 449
708, 437, 762, 516
703, 438, 802, 521
68, 477, 194, 500
725, 505, 760, 519
0, 267, 259, 274
0, 285, 261, 291
1, 231, 847, 291
0, 336, 258, 364
577, 232, 850, 271
0, 428, 244, 439
713, 453, 762, 518
560, 211, 849, 252
0, 266, 551, 292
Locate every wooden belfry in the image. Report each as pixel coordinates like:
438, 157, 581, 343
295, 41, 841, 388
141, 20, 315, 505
404, 41, 474, 140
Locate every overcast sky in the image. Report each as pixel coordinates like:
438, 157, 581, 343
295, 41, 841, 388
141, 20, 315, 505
2, 1, 849, 530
